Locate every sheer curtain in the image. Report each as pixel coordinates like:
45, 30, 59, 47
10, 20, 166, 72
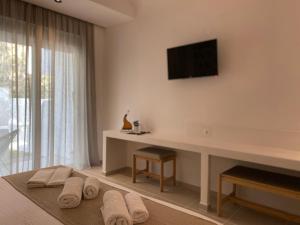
0, 12, 35, 174
0, 0, 98, 175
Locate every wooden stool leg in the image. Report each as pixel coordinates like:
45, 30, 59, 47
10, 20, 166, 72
132, 155, 136, 183
146, 160, 150, 178
232, 183, 237, 196
146, 160, 149, 171
160, 160, 164, 192
173, 157, 176, 186
217, 174, 223, 216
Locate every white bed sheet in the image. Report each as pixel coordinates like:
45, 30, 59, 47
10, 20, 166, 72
0, 178, 63, 225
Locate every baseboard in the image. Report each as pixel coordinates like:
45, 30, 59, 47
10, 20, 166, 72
105, 166, 221, 196
124, 166, 200, 192
104, 167, 128, 176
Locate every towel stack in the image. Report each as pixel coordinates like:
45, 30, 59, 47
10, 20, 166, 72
101, 190, 149, 225
57, 177, 100, 209
83, 177, 101, 200
27, 167, 102, 209
57, 177, 84, 208
125, 193, 149, 224
57, 176, 101, 208
27, 167, 73, 188
27, 168, 56, 188
48, 167, 73, 187
101, 190, 132, 225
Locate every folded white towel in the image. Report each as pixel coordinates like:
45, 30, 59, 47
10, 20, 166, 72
101, 190, 132, 225
27, 169, 56, 188
83, 177, 101, 200
125, 193, 149, 224
57, 177, 83, 209
47, 167, 73, 187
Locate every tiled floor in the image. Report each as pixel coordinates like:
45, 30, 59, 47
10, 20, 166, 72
83, 167, 293, 225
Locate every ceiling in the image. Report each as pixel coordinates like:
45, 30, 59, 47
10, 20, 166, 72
22, 0, 136, 27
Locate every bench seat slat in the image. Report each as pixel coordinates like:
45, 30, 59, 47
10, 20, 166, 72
223, 166, 300, 192
217, 166, 300, 223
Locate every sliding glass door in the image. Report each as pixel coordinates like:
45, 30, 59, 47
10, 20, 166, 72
0, 37, 34, 175
0, 13, 90, 175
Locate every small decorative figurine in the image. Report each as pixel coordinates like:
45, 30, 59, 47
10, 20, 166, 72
122, 111, 132, 130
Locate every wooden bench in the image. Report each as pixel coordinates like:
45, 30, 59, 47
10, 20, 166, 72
132, 147, 176, 192
217, 166, 300, 223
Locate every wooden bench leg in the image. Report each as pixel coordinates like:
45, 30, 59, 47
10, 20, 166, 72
160, 160, 164, 192
173, 157, 176, 186
132, 155, 136, 183
217, 174, 223, 217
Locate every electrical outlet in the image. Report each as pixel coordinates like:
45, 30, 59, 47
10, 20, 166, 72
202, 127, 211, 137
184, 120, 212, 138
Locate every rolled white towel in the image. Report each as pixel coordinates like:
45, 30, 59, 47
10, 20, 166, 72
101, 190, 132, 225
83, 177, 101, 200
27, 169, 55, 188
47, 167, 73, 187
57, 177, 83, 209
125, 193, 149, 224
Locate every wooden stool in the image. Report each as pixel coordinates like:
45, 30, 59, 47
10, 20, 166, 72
132, 147, 176, 192
217, 166, 300, 223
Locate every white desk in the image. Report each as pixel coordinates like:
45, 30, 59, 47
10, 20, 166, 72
103, 130, 300, 209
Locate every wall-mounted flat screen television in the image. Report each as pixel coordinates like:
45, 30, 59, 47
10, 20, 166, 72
167, 39, 218, 80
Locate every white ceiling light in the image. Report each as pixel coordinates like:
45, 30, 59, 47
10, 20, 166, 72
54, 0, 62, 3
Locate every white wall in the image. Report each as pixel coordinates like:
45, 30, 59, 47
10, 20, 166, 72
100, 0, 300, 214
104, 0, 300, 134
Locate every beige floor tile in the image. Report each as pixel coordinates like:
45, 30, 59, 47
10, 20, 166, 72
187, 197, 240, 224
286, 222, 300, 225
226, 206, 287, 225
83, 167, 291, 225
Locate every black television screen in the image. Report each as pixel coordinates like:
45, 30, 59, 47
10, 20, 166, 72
167, 39, 218, 80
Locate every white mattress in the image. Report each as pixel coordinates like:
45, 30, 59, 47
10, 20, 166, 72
0, 178, 63, 225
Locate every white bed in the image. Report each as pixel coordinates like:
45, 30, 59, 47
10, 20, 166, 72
0, 170, 222, 225
0, 178, 63, 225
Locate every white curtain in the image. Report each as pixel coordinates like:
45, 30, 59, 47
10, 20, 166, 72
0, 0, 91, 175
39, 25, 90, 170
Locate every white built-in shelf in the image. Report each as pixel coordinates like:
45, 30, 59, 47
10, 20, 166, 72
104, 130, 300, 171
